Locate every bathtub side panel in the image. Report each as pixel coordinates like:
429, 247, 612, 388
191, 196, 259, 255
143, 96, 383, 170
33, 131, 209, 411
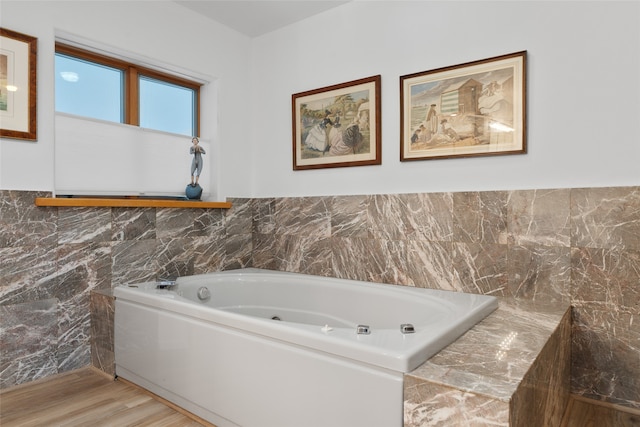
115, 299, 404, 427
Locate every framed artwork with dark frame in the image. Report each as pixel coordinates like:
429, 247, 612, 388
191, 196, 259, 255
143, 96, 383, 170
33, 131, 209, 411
0, 28, 38, 141
292, 75, 381, 170
400, 51, 526, 161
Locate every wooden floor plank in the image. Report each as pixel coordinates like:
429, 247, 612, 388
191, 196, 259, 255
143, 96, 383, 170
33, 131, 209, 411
0, 368, 211, 427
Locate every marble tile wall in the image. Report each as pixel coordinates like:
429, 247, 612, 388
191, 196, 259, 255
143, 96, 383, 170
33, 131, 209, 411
251, 186, 639, 410
0, 191, 252, 388
1, 186, 638, 411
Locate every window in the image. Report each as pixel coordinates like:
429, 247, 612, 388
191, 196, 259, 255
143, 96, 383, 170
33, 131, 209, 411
139, 76, 196, 136
55, 43, 200, 136
55, 53, 124, 123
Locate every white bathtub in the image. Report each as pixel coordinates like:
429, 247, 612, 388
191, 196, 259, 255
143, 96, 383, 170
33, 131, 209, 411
114, 268, 497, 427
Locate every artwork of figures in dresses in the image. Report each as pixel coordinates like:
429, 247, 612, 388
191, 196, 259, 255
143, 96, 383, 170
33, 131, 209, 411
300, 90, 370, 159
408, 66, 516, 151
186, 136, 205, 199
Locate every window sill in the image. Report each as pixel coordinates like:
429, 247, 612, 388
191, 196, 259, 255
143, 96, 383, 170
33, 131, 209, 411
35, 197, 232, 209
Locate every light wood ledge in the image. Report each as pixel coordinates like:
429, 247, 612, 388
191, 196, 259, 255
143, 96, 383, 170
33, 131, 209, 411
35, 197, 232, 209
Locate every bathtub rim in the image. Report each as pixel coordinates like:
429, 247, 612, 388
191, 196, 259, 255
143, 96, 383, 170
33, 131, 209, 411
113, 268, 498, 372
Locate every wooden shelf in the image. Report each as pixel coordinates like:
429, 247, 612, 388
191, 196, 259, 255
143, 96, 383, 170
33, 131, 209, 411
35, 197, 232, 209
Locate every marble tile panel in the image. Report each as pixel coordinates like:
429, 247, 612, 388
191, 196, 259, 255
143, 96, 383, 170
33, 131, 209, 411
252, 197, 276, 234
271, 234, 333, 277
111, 239, 159, 286
571, 317, 640, 409
0, 299, 58, 389
405, 240, 454, 290
53, 242, 109, 373
274, 197, 331, 238
157, 208, 196, 239
91, 337, 115, 377
90, 290, 114, 350
330, 195, 371, 238
55, 242, 112, 295
58, 207, 112, 244
508, 189, 571, 247
223, 233, 253, 271
571, 186, 640, 250
404, 376, 510, 427
251, 232, 279, 271
156, 207, 224, 239
0, 190, 57, 248
452, 242, 509, 296
225, 198, 253, 236
367, 194, 411, 241
0, 244, 57, 304
453, 191, 508, 244
331, 236, 409, 285
295, 235, 333, 277
570, 246, 639, 408
155, 237, 197, 278
509, 309, 571, 427
571, 247, 640, 333
401, 192, 454, 242
195, 208, 225, 235
156, 234, 228, 277
508, 243, 571, 304
57, 297, 91, 373
111, 207, 156, 241
90, 290, 115, 376
408, 299, 569, 401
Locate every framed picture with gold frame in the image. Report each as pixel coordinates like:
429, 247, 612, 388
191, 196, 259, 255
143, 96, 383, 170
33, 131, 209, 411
292, 75, 381, 170
1, 28, 38, 141
400, 51, 526, 161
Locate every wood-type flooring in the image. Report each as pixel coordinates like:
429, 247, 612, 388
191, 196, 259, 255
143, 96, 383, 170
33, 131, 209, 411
0, 368, 212, 426
1, 367, 639, 426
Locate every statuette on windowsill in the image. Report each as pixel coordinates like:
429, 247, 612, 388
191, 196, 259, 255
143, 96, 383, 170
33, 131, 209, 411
187, 136, 205, 200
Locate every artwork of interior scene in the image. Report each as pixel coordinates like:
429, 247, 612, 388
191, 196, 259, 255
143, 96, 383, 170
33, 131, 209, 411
292, 75, 381, 170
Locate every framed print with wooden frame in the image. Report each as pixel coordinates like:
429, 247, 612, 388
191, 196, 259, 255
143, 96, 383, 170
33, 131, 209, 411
292, 75, 381, 170
0, 28, 37, 141
400, 51, 526, 161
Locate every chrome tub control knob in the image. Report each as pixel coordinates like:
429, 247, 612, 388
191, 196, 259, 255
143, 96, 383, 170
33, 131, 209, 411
356, 325, 371, 335
197, 286, 211, 301
400, 324, 415, 334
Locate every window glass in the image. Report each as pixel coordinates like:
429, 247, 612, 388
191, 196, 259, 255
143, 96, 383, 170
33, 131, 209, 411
55, 53, 124, 123
139, 76, 195, 136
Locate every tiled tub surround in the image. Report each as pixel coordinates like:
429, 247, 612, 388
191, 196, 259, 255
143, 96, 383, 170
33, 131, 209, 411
1, 186, 638, 412
404, 300, 571, 426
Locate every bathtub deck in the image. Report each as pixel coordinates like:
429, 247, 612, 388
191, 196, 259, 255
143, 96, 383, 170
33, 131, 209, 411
404, 298, 572, 426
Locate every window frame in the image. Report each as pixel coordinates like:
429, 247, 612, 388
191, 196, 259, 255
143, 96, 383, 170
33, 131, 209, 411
55, 43, 201, 136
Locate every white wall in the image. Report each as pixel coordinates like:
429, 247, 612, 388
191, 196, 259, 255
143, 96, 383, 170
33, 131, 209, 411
0, 0, 251, 200
2, 2, 639, 200
249, 1, 640, 197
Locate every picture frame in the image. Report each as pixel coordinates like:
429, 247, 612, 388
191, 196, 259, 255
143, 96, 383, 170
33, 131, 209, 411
400, 51, 526, 161
292, 75, 381, 170
1, 28, 37, 141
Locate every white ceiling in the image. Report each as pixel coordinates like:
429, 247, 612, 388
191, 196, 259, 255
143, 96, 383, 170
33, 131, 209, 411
174, 1, 350, 37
